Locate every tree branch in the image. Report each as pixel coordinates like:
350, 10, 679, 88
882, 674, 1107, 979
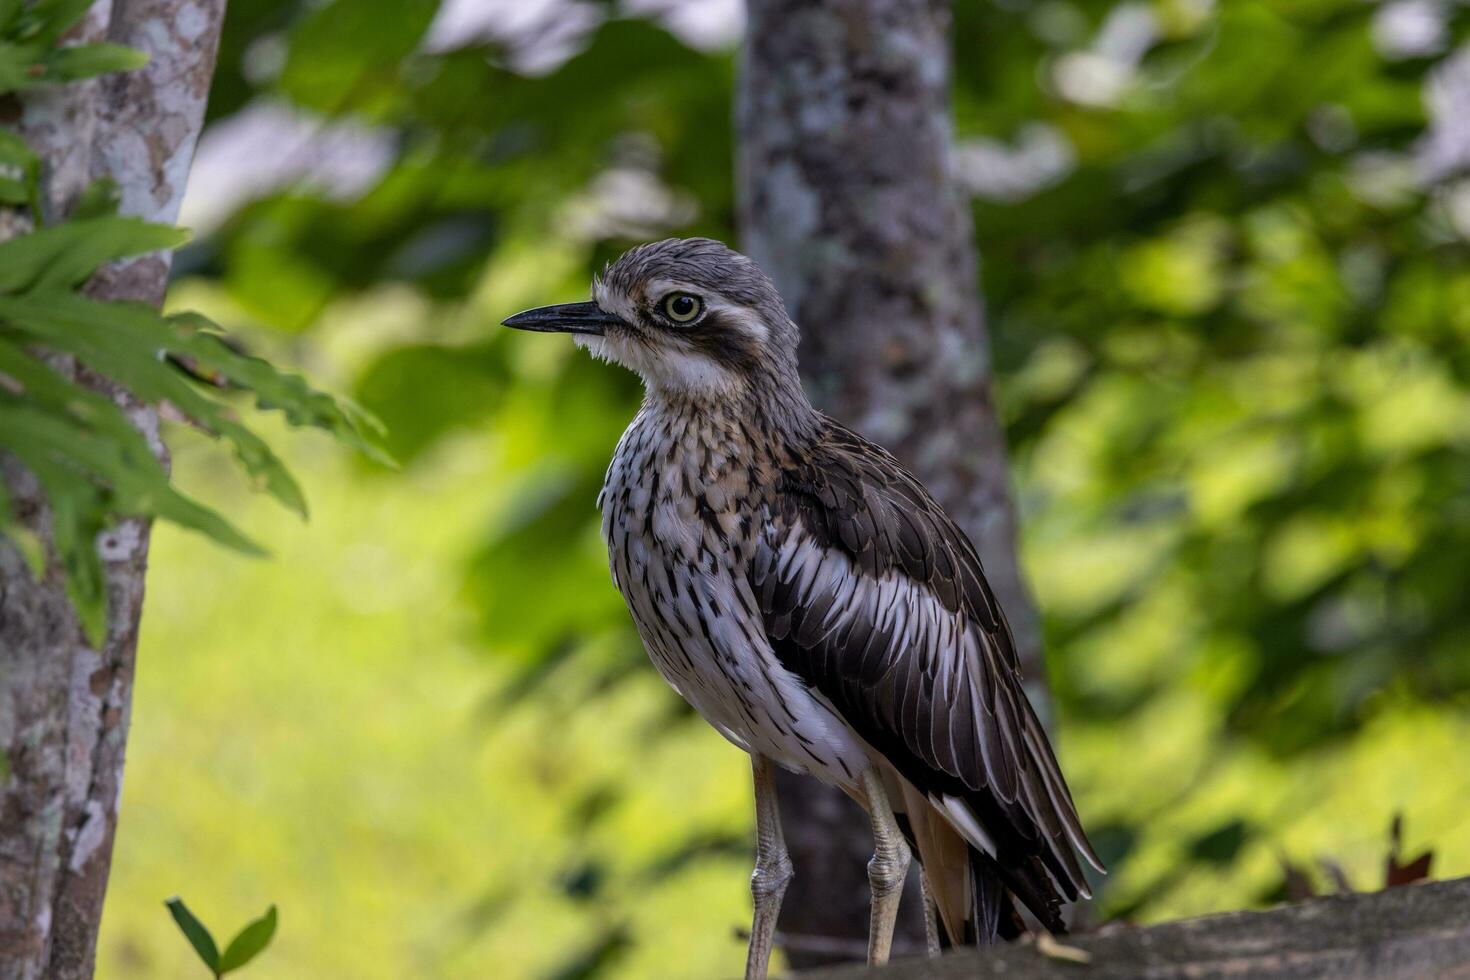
797, 878, 1470, 979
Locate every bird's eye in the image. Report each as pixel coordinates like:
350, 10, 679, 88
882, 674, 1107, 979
661, 293, 702, 323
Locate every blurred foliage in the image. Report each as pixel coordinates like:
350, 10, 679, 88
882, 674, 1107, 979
96, 0, 1470, 976
0, 0, 146, 95
959, 0, 1470, 751
0, 4, 387, 641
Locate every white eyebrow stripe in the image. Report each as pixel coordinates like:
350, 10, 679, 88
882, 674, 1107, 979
642, 279, 769, 344
711, 303, 769, 343
644, 277, 690, 300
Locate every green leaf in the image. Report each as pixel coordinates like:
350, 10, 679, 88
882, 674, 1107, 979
25, 0, 99, 44
0, 0, 24, 36
0, 403, 264, 554
0, 294, 309, 515
0, 340, 265, 556
45, 468, 107, 645
165, 897, 221, 974
0, 7, 142, 92
0, 523, 48, 581
0, 40, 42, 93
217, 905, 278, 974
0, 217, 189, 293
278, 0, 436, 113
0, 128, 37, 170
0, 294, 392, 515
352, 341, 508, 464
0, 175, 27, 203
0, 403, 111, 642
71, 177, 120, 219
168, 312, 395, 469
1189, 819, 1252, 866
0, 128, 39, 216
0, 337, 156, 447
42, 41, 147, 81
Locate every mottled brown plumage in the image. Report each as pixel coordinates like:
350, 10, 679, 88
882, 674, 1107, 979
504, 238, 1101, 973
755, 417, 1099, 938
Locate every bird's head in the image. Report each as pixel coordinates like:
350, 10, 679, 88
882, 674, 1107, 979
502, 238, 801, 401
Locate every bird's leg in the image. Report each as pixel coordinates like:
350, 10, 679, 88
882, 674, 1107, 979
745, 754, 793, 980
860, 767, 911, 965
919, 869, 942, 957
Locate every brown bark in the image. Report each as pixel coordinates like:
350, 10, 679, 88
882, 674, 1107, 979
798, 877, 1470, 979
735, 0, 1044, 968
0, 3, 226, 976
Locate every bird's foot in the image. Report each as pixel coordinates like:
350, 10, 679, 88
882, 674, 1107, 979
1033, 931, 1091, 964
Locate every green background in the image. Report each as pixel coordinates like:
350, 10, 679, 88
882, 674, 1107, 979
95, 0, 1470, 976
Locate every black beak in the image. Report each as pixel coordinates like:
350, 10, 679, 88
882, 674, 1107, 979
501, 301, 622, 336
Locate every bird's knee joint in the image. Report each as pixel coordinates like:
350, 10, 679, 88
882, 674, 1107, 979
752, 857, 794, 898
867, 842, 910, 896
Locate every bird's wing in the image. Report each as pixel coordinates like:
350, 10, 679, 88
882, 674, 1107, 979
750, 418, 1102, 927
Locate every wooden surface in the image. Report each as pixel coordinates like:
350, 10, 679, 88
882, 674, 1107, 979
798, 877, 1470, 979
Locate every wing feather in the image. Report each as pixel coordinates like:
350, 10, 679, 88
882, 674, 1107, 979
754, 417, 1102, 926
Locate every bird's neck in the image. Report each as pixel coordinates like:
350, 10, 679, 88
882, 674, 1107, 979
642, 368, 821, 462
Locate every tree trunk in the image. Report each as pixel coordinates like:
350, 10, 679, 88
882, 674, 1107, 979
735, 0, 1043, 967
0, 3, 226, 976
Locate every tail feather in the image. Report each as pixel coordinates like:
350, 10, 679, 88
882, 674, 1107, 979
969, 852, 1025, 944
899, 782, 1037, 947
898, 781, 972, 945
899, 777, 1070, 946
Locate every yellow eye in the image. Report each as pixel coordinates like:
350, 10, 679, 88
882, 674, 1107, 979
662, 293, 702, 323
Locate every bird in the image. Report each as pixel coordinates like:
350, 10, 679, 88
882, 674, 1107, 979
504, 237, 1102, 978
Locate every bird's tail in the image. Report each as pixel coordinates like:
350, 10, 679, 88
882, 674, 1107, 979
898, 783, 1024, 946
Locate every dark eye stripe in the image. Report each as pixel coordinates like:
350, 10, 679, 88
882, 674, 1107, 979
683, 310, 763, 375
